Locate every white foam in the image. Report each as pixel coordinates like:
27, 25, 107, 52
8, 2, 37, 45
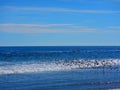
0, 59, 120, 75
108, 89, 120, 90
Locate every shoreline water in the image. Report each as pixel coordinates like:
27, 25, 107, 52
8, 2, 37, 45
0, 68, 120, 90
0, 46, 120, 90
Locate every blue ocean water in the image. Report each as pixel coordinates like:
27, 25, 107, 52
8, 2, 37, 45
0, 46, 120, 90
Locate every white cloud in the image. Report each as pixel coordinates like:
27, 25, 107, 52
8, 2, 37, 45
1, 24, 120, 33
0, 23, 97, 33
2, 6, 120, 14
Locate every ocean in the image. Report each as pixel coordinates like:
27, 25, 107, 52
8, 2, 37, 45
0, 46, 120, 90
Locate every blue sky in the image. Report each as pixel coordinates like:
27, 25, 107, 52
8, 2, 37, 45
0, 0, 120, 46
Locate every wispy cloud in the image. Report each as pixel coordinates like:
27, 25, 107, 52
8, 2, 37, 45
108, 26, 120, 29
0, 23, 97, 33
0, 24, 73, 27
107, 26, 120, 32
2, 6, 120, 14
1, 24, 120, 33
107, 30, 120, 32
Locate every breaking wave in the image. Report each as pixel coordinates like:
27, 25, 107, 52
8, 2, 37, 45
0, 59, 120, 75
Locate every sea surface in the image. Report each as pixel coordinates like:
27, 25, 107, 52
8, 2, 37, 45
0, 46, 120, 90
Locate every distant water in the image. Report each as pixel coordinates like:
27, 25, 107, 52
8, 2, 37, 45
0, 46, 120, 90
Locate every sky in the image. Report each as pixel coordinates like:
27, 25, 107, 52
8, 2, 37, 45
0, 0, 120, 46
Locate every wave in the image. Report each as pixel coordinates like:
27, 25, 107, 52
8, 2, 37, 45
0, 59, 120, 75
108, 88, 120, 90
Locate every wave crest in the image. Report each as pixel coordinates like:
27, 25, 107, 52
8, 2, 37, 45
0, 59, 120, 75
